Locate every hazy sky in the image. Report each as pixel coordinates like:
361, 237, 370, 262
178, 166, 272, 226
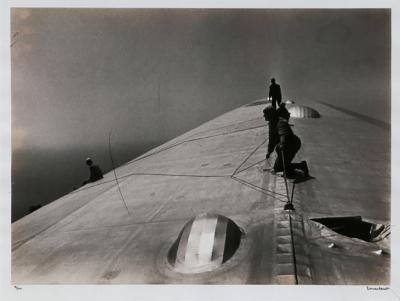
12, 8, 390, 152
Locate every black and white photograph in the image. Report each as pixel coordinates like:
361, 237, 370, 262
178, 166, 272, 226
1, 1, 399, 300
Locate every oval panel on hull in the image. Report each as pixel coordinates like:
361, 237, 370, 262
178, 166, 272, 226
288, 105, 321, 118
168, 213, 243, 274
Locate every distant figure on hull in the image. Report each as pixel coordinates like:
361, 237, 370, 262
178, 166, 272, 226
273, 104, 309, 178
82, 157, 103, 186
268, 78, 282, 109
263, 104, 279, 160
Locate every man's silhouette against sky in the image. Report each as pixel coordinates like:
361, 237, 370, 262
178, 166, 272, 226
268, 78, 282, 108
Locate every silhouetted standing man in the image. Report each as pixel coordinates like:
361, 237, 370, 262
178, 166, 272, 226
268, 78, 282, 108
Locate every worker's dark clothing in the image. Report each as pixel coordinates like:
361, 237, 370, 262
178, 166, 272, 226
89, 165, 103, 182
82, 164, 103, 186
269, 83, 282, 108
273, 118, 302, 175
267, 117, 279, 156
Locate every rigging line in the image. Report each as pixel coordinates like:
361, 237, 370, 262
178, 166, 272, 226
232, 138, 267, 176
14, 180, 119, 251
117, 172, 229, 179
281, 150, 292, 204
184, 116, 264, 140
123, 140, 186, 167
74, 126, 267, 193
157, 77, 161, 114
232, 174, 292, 200
234, 158, 266, 175
317, 101, 389, 130
157, 76, 164, 143
233, 177, 287, 204
63, 217, 193, 233
108, 130, 130, 215
291, 181, 296, 204
231, 176, 272, 197
70, 171, 229, 195
187, 125, 266, 144
70, 178, 118, 194
74, 169, 292, 202
123, 124, 266, 168
231, 176, 287, 204
288, 212, 299, 285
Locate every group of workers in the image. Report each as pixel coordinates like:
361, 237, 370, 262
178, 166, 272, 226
264, 78, 309, 179
81, 78, 308, 186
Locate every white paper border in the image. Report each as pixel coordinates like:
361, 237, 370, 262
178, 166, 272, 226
1, 1, 399, 300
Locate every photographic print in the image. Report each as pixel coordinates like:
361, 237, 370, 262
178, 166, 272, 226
10, 7, 391, 286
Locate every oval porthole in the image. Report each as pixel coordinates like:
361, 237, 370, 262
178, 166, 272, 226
168, 213, 243, 274
288, 105, 320, 118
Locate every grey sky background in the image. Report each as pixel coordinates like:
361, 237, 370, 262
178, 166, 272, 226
12, 9, 390, 151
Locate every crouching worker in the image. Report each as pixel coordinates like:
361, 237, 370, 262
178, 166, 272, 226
263, 104, 279, 160
273, 104, 309, 179
82, 157, 103, 186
